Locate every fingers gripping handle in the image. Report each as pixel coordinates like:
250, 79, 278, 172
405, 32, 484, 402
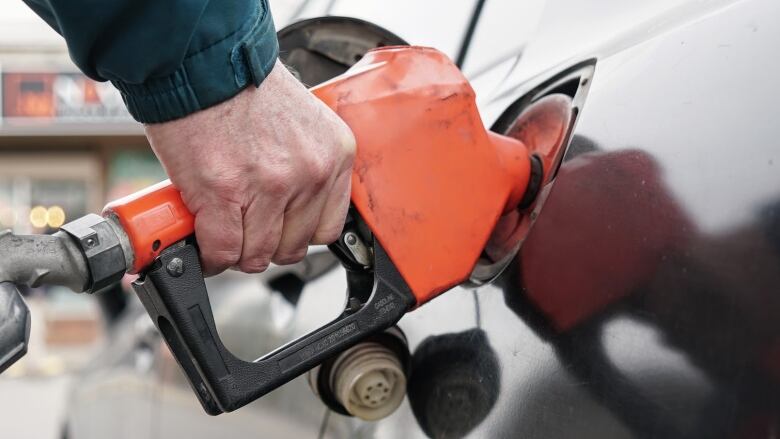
132, 241, 414, 415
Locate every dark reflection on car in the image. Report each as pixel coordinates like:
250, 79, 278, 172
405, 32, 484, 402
499, 140, 780, 438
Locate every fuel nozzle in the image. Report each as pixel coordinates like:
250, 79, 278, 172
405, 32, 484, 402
0, 46, 542, 415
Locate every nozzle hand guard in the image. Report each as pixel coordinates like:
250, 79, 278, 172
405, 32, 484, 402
132, 237, 414, 414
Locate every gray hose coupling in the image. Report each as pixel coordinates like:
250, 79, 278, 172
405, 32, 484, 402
60, 214, 130, 293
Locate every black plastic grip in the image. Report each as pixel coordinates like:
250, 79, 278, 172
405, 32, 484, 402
131, 240, 414, 415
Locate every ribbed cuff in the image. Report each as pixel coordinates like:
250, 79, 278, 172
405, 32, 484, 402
112, 1, 279, 124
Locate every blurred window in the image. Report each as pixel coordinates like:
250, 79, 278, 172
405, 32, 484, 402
0, 154, 100, 234
106, 150, 166, 199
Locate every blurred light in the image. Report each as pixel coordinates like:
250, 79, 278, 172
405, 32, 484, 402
46, 206, 66, 228
29, 205, 48, 228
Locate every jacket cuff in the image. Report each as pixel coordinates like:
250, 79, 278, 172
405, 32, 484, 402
112, 2, 278, 124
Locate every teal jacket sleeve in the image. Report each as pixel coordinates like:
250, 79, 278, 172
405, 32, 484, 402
22, 0, 279, 123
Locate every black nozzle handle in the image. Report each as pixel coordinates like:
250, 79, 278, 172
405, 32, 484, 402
0, 282, 30, 374
131, 241, 414, 415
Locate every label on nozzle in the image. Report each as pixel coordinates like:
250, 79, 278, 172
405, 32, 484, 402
278, 322, 359, 373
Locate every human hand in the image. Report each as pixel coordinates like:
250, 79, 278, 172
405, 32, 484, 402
144, 60, 356, 275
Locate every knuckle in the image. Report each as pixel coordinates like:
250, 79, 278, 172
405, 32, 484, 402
339, 130, 357, 158
260, 168, 293, 195
306, 155, 333, 186
206, 250, 241, 272
202, 173, 243, 200
312, 226, 341, 245
238, 257, 271, 273
273, 249, 307, 265
328, 116, 356, 157
238, 241, 275, 273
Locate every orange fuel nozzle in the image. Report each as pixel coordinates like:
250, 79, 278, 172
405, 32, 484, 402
313, 46, 532, 305
107, 46, 533, 306
98, 47, 535, 416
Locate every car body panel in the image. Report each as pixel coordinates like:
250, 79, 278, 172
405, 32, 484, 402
294, 0, 477, 60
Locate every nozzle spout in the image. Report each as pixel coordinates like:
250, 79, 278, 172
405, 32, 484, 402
0, 230, 89, 292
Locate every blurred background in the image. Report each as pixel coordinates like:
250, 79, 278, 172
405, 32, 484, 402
0, 2, 312, 437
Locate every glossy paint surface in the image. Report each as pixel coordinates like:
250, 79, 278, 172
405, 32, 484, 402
385, 0, 780, 437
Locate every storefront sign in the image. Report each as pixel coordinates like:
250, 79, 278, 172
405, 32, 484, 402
1, 72, 132, 122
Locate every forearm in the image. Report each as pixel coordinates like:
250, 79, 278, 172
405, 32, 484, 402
23, 0, 279, 123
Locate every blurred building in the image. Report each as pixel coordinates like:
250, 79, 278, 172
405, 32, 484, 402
0, 3, 165, 359
0, 3, 163, 237
0, 1, 303, 358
